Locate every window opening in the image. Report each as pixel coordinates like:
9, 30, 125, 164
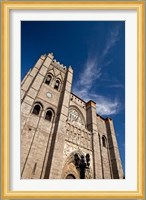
54, 80, 60, 90
32, 104, 41, 115
45, 110, 53, 121
102, 136, 107, 147
45, 75, 52, 85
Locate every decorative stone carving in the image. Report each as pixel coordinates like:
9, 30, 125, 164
62, 149, 93, 179
68, 108, 84, 126
65, 122, 92, 150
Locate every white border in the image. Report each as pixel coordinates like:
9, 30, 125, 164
10, 10, 137, 191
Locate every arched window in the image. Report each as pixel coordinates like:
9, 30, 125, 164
65, 174, 76, 179
45, 74, 52, 85
54, 79, 61, 91
102, 135, 107, 148
32, 103, 43, 116
45, 109, 54, 121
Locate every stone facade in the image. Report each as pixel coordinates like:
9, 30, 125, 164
21, 53, 124, 179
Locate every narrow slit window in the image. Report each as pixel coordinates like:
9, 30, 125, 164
102, 136, 107, 148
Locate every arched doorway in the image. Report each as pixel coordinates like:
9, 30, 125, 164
61, 150, 93, 179
65, 174, 76, 179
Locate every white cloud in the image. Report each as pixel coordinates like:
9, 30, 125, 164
90, 94, 121, 115
73, 26, 122, 116
73, 88, 121, 116
76, 26, 120, 90
102, 27, 120, 58
96, 98, 120, 115
78, 57, 101, 88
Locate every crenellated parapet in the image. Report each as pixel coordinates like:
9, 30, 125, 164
70, 93, 86, 109
51, 58, 67, 73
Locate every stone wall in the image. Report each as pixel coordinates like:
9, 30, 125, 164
21, 53, 124, 179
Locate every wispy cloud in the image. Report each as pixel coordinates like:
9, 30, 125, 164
96, 97, 120, 115
102, 26, 120, 58
73, 26, 122, 116
77, 57, 101, 88
74, 88, 121, 115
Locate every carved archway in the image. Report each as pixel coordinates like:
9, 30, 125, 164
61, 162, 79, 179
65, 174, 76, 179
61, 150, 93, 179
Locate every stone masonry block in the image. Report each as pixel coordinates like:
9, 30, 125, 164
38, 118, 52, 132
32, 74, 44, 90
39, 65, 48, 76
43, 57, 52, 68
65, 81, 72, 93
61, 104, 69, 116
21, 76, 33, 92
30, 67, 38, 77
35, 58, 44, 69
24, 95, 34, 106
27, 115, 40, 127
67, 71, 73, 83
21, 102, 31, 115
27, 87, 38, 99
21, 89, 25, 100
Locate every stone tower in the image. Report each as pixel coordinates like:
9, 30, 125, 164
21, 53, 124, 179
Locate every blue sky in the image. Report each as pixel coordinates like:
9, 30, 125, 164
21, 21, 125, 174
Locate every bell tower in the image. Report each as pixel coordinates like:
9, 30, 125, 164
21, 53, 73, 179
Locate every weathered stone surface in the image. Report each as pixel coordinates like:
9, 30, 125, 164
21, 75, 33, 92
21, 53, 124, 179
27, 87, 38, 99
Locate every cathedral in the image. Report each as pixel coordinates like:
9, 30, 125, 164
21, 53, 124, 179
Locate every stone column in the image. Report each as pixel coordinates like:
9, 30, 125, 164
45, 66, 73, 179
105, 118, 124, 179
86, 100, 103, 179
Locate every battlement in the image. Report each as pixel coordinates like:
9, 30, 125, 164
52, 59, 67, 70
70, 93, 86, 109
49, 52, 68, 73
40, 53, 68, 73
70, 93, 109, 121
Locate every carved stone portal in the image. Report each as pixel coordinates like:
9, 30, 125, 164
61, 150, 93, 179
